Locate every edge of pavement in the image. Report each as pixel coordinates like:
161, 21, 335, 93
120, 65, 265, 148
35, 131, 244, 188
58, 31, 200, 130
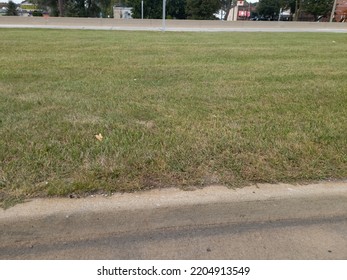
1, 180, 347, 216
1, 181, 347, 245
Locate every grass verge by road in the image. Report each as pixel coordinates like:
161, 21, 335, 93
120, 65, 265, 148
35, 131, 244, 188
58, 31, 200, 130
0, 29, 346, 208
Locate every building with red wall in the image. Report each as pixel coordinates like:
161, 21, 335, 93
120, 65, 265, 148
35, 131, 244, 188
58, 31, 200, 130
335, 0, 347, 21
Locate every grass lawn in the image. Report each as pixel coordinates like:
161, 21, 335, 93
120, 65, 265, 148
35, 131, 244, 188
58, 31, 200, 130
0, 29, 346, 208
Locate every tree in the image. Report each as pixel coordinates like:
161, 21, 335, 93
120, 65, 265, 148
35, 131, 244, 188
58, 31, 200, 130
30, 0, 61, 16
5, 1, 18, 16
301, 0, 334, 20
58, 0, 64, 16
64, 0, 86, 17
127, 0, 163, 18
85, 0, 103, 17
220, 0, 233, 20
284, 0, 296, 14
257, 0, 295, 19
294, 0, 300, 20
31, 0, 109, 17
186, 0, 220, 19
167, 0, 187, 19
99, 0, 113, 17
257, 0, 280, 19
127, 0, 188, 19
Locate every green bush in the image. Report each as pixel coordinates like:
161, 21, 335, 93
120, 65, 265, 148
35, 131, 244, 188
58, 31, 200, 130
32, 10, 43, 17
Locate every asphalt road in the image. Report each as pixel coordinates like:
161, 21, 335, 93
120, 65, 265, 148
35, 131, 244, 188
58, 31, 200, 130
1, 182, 346, 259
0, 17, 347, 32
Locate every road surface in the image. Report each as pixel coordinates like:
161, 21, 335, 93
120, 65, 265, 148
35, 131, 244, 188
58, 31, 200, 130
0, 17, 347, 32
1, 181, 347, 259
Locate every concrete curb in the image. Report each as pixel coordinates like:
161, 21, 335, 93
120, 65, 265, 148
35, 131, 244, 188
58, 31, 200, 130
1, 181, 347, 217
1, 181, 347, 259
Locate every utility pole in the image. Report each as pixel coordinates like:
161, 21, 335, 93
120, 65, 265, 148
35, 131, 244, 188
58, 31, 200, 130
330, 0, 338, 22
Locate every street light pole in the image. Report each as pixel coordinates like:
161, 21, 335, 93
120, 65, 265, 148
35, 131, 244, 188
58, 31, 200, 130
141, 0, 144, 20
330, 0, 338, 22
162, 0, 166, 31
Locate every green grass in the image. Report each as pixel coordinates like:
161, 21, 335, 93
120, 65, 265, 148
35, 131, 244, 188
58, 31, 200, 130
1, 29, 346, 208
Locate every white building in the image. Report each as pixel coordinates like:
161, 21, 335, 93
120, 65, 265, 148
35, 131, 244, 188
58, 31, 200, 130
113, 5, 132, 19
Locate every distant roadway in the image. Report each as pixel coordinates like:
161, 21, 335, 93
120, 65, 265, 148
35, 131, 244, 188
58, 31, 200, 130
1, 182, 346, 259
0, 17, 347, 32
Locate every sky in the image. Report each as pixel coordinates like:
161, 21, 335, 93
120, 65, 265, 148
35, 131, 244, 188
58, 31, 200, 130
7, 0, 23, 3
